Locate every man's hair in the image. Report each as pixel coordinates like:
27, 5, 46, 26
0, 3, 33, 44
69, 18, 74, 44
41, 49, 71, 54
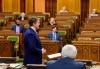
29, 17, 38, 26
50, 17, 55, 19
61, 44, 77, 59
49, 17, 55, 21
52, 26, 58, 30
15, 19, 19, 24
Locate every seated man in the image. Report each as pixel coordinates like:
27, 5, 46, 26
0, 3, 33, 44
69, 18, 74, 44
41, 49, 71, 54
47, 26, 62, 51
11, 19, 24, 34
48, 17, 57, 25
18, 12, 28, 20
47, 26, 62, 42
59, 6, 68, 13
47, 44, 86, 69
89, 9, 98, 18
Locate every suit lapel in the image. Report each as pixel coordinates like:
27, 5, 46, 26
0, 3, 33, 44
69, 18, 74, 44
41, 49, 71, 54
29, 27, 40, 41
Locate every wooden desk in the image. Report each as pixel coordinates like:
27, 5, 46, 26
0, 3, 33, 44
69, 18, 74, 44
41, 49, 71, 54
41, 40, 60, 59
72, 40, 100, 62
0, 40, 15, 57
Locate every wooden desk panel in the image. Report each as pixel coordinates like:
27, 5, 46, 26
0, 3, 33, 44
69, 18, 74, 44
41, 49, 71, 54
72, 41, 100, 62
0, 40, 15, 57
41, 40, 60, 59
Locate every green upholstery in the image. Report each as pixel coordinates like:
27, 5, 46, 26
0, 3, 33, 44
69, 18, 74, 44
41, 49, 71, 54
14, 12, 21, 18
63, 25, 71, 29
5, 16, 14, 20
44, 13, 50, 17
58, 31, 66, 35
71, 16, 77, 19
37, 16, 45, 21
72, 38, 76, 41
0, 20, 6, 25
7, 36, 19, 43
67, 19, 74, 23
24, 24, 29, 29
7, 36, 19, 53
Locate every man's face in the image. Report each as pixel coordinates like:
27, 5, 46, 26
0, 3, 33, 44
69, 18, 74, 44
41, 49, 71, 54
16, 20, 20, 25
33, 19, 40, 30
21, 13, 25, 17
62, 7, 66, 11
52, 27, 57, 32
50, 18, 55, 23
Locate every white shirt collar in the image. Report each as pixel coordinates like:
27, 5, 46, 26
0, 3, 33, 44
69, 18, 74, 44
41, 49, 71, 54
31, 27, 38, 35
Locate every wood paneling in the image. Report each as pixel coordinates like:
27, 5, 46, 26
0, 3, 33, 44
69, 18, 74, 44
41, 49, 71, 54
2, 0, 20, 12
57, 0, 81, 14
25, 0, 34, 13
35, 0, 45, 13
0, 0, 2, 12
12, 0, 20, 12
45, 0, 57, 17
89, 0, 100, 13
20, 0, 25, 12
81, 0, 89, 22
33, 0, 35, 12
2, 0, 11, 12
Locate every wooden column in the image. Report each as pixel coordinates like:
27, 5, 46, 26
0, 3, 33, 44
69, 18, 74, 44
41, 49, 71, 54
33, 0, 35, 12
20, 0, 25, 12
25, 0, 34, 13
81, 0, 90, 22
45, 0, 57, 17
0, 0, 2, 12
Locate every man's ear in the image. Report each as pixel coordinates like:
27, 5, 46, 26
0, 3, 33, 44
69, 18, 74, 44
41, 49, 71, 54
32, 22, 35, 26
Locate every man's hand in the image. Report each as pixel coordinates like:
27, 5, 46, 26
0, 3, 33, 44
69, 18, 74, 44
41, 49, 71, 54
42, 48, 46, 54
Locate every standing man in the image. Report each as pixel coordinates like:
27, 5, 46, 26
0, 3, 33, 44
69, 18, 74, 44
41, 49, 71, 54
24, 17, 46, 65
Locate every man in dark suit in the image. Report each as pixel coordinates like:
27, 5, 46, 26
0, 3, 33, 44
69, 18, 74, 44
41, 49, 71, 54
47, 26, 62, 51
11, 19, 24, 34
24, 17, 46, 65
47, 26, 62, 42
48, 17, 57, 25
47, 44, 86, 69
18, 12, 28, 20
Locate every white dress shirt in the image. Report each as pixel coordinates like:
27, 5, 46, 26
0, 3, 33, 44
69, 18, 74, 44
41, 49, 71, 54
16, 25, 20, 34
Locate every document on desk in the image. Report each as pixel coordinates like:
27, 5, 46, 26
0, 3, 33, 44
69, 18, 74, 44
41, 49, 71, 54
9, 62, 24, 68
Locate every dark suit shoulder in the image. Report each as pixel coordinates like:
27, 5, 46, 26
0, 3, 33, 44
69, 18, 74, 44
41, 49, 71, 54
12, 25, 16, 27
24, 28, 35, 36
56, 33, 60, 36
74, 61, 85, 67
47, 60, 56, 65
11, 25, 16, 29
20, 25, 24, 28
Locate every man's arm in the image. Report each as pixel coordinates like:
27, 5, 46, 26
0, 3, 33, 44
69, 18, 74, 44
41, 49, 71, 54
28, 35, 42, 55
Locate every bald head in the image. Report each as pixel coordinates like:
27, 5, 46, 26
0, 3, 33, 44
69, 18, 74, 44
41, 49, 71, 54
21, 12, 25, 17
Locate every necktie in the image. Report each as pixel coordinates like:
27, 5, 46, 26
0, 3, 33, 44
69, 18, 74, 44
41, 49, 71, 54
16, 26, 20, 34
53, 33, 56, 40
22, 17, 24, 20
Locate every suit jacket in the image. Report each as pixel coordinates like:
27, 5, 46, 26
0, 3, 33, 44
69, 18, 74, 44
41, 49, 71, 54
18, 17, 28, 20
47, 57, 85, 69
11, 25, 24, 33
47, 32, 62, 42
24, 27, 42, 65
